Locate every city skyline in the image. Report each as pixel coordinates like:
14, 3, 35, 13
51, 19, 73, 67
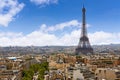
0, 0, 120, 46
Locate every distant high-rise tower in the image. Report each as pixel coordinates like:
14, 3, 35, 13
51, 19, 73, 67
75, 5, 93, 55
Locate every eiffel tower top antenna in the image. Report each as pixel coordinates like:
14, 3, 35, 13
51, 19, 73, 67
83, 0, 85, 7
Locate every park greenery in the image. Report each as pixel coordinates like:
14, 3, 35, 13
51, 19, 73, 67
22, 62, 49, 80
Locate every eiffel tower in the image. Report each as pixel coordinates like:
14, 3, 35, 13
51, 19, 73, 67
75, 5, 93, 55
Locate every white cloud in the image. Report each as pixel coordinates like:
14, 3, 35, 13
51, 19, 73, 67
30, 0, 58, 5
40, 20, 81, 32
0, 20, 120, 46
89, 31, 120, 45
0, 0, 24, 27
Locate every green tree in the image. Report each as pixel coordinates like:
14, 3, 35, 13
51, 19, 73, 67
22, 62, 49, 80
30, 64, 40, 73
22, 77, 31, 80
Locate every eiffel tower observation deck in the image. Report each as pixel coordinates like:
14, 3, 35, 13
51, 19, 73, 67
75, 5, 93, 55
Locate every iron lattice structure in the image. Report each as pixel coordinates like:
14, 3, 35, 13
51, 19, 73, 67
75, 6, 93, 55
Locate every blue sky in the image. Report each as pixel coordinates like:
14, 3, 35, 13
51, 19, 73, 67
0, 0, 120, 46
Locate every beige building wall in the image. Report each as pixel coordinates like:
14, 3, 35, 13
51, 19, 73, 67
95, 68, 118, 80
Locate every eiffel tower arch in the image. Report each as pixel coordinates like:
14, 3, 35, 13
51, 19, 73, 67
75, 6, 93, 55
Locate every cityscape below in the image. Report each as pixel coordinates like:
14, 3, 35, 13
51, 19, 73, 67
1, 44, 120, 80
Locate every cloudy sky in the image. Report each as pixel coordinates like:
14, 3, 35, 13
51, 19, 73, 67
0, 0, 120, 46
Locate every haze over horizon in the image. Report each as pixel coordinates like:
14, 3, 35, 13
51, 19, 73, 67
0, 0, 120, 46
